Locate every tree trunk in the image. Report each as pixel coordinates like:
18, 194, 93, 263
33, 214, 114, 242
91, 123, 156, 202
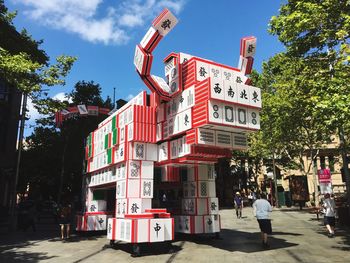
311, 150, 320, 207
57, 136, 68, 205
338, 127, 350, 216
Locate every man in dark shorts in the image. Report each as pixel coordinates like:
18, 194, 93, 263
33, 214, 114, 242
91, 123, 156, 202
253, 193, 273, 248
322, 193, 336, 237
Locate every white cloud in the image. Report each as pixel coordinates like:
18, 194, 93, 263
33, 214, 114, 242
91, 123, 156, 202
27, 96, 42, 121
13, 0, 186, 45
52, 92, 72, 103
125, 94, 135, 101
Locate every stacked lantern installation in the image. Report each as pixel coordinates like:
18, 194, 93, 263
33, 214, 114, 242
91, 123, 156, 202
77, 8, 261, 245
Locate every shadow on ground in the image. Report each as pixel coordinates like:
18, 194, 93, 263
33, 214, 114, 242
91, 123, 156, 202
0, 227, 105, 262
315, 226, 350, 251
175, 228, 299, 253
108, 240, 183, 258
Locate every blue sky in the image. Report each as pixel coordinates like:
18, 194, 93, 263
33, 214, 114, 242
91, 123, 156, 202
5, 0, 285, 136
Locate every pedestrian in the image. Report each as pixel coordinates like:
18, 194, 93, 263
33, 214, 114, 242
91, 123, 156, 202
58, 202, 71, 240
322, 193, 336, 238
253, 193, 273, 248
234, 192, 243, 219
248, 190, 256, 207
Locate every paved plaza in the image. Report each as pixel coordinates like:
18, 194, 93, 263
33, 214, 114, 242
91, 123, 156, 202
1, 207, 349, 262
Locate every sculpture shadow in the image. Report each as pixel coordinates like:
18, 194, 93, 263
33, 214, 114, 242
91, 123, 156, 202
110, 240, 183, 257
175, 228, 298, 253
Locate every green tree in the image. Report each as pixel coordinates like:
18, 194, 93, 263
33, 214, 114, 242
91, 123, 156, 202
0, 0, 76, 112
21, 81, 113, 204
269, 0, 350, 209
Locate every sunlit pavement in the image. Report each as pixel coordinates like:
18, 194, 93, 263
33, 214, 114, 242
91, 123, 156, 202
1, 207, 349, 262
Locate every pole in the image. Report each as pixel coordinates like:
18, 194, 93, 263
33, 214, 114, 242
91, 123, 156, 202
113, 87, 116, 109
272, 151, 279, 207
338, 128, 350, 216
9, 92, 27, 231
312, 150, 320, 207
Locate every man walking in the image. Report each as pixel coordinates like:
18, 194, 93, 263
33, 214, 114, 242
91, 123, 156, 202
253, 193, 273, 248
234, 192, 243, 219
322, 193, 336, 238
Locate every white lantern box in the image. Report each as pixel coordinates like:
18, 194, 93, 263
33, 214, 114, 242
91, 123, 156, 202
193, 100, 261, 131
115, 198, 152, 218
107, 217, 116, 239
87, 214, 108, 231
185, 165, 216, 181
181, 197, 219, 215
142, 75, 171, 102
232, 132, 248, 150
174, 214, 220, 234
240, 36, 257, 58
183, 180, 216, 198
158, 141, 169, 162
195, 128, 248, 150
127, 160, 154, 180
174, 215, 204, 234
164, 108, 192, 139
134, 44, 153, 76
156, 122, 163, 142
113, 217, 174, 243
77, 213, 113, 232
114, 142, 127, 164
181, 198, 207, 215
152, 8, 178, 36
156, 103, 166, 123
128, 142, 158, 161
88, 200, 107, 212
140, 26, 163, 53
204, 214, 221, 233
116, 179, 153, 199
164, 57, 179, 84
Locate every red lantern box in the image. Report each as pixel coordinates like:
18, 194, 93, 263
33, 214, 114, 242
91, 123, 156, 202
238, 56, 254, 75
127, 122, 156, 143
134, 45, 153, 76
140, 26, 163, 53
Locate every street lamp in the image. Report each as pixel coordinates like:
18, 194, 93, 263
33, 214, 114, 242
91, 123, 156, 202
9, 92, 28, 230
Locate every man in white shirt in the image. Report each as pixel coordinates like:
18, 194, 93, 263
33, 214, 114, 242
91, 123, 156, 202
253, 192, 273, 248
322, 193, 336, 238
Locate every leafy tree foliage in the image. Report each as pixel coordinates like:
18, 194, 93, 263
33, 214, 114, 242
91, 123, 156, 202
20, 81, 112, 203
260, 0, 350, 206
0, 0, 76, 112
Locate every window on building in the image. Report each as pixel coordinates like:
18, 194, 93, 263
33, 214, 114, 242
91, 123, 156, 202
0, 80, 8, 101
328, 156, 335, 172
320, 156, 326, 169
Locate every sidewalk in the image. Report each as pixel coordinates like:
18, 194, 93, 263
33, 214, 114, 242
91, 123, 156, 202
0, 207, 349, 262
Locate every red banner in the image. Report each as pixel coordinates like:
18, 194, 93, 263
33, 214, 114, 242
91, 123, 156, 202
317, 168, 331, 183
